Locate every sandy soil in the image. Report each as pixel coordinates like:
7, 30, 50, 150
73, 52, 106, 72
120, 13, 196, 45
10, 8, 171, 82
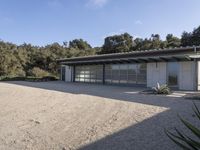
0, 81, 199, 150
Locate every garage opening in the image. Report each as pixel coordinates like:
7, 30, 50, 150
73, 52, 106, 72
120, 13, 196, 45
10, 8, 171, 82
74, 63, 147, 86
105, 63, 147, 85
75, 65, 103, 83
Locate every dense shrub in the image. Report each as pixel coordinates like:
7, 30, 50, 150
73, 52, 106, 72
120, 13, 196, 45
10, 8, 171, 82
41, 76, 57, 81
29, 67, 49, 78
0, 76, 57, 82
24, 76, 57, 82
0, 76, 26, 81
15, 69, 26, 77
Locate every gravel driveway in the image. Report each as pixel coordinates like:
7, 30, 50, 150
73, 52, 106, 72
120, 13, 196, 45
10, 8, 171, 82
0, 81, 199, 150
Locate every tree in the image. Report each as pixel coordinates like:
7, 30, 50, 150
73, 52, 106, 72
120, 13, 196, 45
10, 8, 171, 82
0, 24, 200, 79
0, 48, 25, 76
131, 34, 164, 51
192, 26, 200, 46
166, 34, 181, 48
0, 39, 96, 78
181, 26, 200, 46
149, 34, 163, 49
69, 39, 92, 50
101, 33, 134, 54
131, 38, 143, 51
181, 31, 192, 46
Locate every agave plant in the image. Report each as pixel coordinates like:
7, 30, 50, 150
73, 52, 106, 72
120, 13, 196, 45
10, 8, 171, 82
165, 103, 200, 150
152, 83, 171, 94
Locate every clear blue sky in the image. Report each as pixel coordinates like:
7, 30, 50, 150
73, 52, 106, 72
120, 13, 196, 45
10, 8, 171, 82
0, 0, 200, 47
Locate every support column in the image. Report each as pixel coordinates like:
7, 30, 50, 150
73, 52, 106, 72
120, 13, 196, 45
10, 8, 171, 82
60, 65, 62, 80
196, 60, 200, 91
194, 59, 198, 91
103, 64, 105, 84
72, 65, 75, 82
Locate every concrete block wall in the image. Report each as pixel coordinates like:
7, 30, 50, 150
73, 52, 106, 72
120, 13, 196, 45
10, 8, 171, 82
147, 61, 196, 90
179, 61, 195, 90
147, 62, 167, 88
65, 65, 73, 82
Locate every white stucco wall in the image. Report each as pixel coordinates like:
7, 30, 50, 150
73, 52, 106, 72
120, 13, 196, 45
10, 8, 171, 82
65, 65, 73, 82
179, 61, 195, 90
147, 62, 167, 88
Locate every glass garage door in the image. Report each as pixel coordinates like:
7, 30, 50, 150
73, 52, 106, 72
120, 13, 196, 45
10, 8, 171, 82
105, 63, 147, 85
75, 65, 103, 83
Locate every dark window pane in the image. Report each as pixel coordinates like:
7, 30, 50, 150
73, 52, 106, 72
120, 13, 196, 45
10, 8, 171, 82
137, 75, 146, 84
120, 75, 127, 83
128, 64, 137, 74
112, 80, 119, 83
128, 75, 137, 83
167, 62, 179, 86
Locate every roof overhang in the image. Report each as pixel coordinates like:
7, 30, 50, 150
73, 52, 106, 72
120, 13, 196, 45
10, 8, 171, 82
60, 54, 194, 65
58, 46, 200, 65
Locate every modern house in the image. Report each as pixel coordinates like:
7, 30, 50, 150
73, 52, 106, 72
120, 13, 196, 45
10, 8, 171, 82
58, 46, 200, 91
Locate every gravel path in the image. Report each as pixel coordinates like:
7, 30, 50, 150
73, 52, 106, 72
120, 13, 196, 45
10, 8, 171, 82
0, 81, 199, 150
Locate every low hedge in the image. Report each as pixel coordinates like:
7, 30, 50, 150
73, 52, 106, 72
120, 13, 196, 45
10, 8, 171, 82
0, 76, 58, 82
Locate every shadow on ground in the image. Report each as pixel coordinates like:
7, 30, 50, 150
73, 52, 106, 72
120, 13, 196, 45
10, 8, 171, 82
79, 109, 177, 150
2, 81, 200, 150
2, 81, 193, 108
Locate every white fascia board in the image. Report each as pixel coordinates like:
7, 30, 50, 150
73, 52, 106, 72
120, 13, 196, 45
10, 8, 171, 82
188, 54, 200, 58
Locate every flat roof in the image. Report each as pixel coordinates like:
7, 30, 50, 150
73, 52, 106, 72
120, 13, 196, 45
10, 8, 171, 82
58, 46, 200, 65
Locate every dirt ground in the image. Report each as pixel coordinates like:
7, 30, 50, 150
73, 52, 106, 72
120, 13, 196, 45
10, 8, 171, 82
0, 81, 199, 150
